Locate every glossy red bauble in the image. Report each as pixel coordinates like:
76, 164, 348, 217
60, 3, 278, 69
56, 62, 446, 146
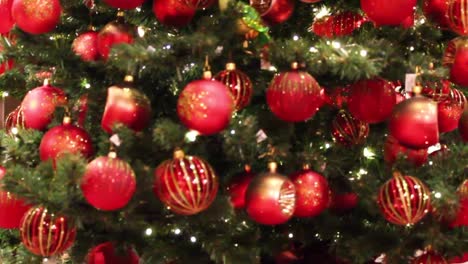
250, 0, 295, 25
11, 0, 62, 34
450, 44, 468, 86
411, 249, 448, 264
331, 110, 369, 146
20, 207, 76, 256
180, 0, 216, 9
81, 154, 136, 211
227, 166, 255, 209
0, 166, 30, 229
311, 12, 366, 38
101, 76, 151, 134
214, 62, 253, 111
102, 0, 145, 9
266, 64, 321, 122
436, 88, 466, 133
311, 16, 333, 38
401, 13, 415, 29
290, 168, 329, 218
0, 0, 14, 33
389, 96, 439, 149
177, 73, 234, 135
450, 253, 468, 263
348, 78, 396, 124
86, 242, 139, 264
97, 17, 134, 61
72, 31, 99, 62
360, 0, 417, 26
384, 136, 428, 167
330, 192, 358, 211
460, 108, 468, 142
154, 150, 219, 215
423, 0, 450, 28
39, 119, 94, 162
21, 82, 67, 130
447, 0, 468, 35
153, 0, 196, 27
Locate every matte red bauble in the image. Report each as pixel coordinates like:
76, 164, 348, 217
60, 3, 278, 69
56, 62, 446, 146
384, 136, 428, 167
177, 71, 234, 135
21, 81, 67, 130
72, 31, 99, 62
290, 167, 329, 218
20, 207, 76, 256
348, 78, 396, 124
423, 0, 450, 28
153, 0, 196, 27
86, 242, 140, 264
153, 150, 219, 215
447, 0, 468, 35
11, 0, 62, 34
460, 108, 468, 142
101, 75, 151, 134
214, 62, 253, 111
330, 192, 358, 211
103, 0, 145, 9
81, 153, 136, 211
360, 0, 417, 26
332, 110, 369, 146
0, 0, 14, 33
180, 0, 216, 9
377, 172, 431, 225
411, 249, 448, 264
250, 0, 295, 25
450, 44, 468, 86
4, 106, 25, 132
389, 96, 439, 149
39, 117, 94, 162
245, 162, 296, 225
266, 63, 321, 122
97, 14, 134, 61
0, 166, 30, 229
227, 165, 255, 209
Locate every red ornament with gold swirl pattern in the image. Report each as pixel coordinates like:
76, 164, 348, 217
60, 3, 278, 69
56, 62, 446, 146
377, 172, 431, 225
331, 110, 369, 146
214, 62, 253, 111
20, 206, 76, 257
448, 0, 468, 35
153, 149, 219, 215
4, 105, 25, 133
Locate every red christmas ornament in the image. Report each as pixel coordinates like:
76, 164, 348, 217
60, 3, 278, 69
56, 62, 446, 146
422, 80, 452, 102
153, 150, 219, 215
460, 108, 468, 142
275, 250, 299, 264
411, 248, 448, 264
0, 166, 30, 229
86, 242, 140, 264
72, 31, 99, 62
423, 0, 451, 29
450, 253, 468, 263
447, 0, 468, 35
384, 136, 428, 167
332, 12, 367, 36
245, 162, 296, 225
401, 13, 415, 29
331, 110, 369, 146
266, 62, 322, 122
21, 80, 67, 130
290, 166, 330, 218
389, 95, 439, 149
214, 62, 253, 111
97, 13, 134, 61
250, 0, 295, 25
39, 117, 94, 163
102, 0, 145, 9
311, 16, 333, 38
227, 165, 255, 209
4, 105, 25, 132
153, 0, 196, 27
0, 0, 14, 33
101, 75, 151, 134
177, 70, 234, 135
377, 172, 431, 225
81, 153, 136, 211
20, 207, 76, 257
360, 0, 417, 26
330, 192, 358, 211
436, 88, 466, 133
450, 44, 468, 86
348, 78, 396, 124
180, 0, 216, 9
11, 0, 62, 34
450, 198, 468, 227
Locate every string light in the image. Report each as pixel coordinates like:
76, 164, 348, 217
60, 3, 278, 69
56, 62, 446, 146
190, 236, 197, 243
363, 147, 376, 159
434, 192, 442, 199
185, 130, 199, 142
332, 41, 341, 49
137, 26, 146, 37
174, 228, 181, 235
288, 233, 294, 238
145, 228, 153, 236
293, 35, 299, 41
1, 92, 8, 97
360, 50, 368, 57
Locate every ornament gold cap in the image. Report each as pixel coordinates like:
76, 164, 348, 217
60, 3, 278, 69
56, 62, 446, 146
303, 164, 310, 170
413, 84, 422, 95
108, 151, 117, 159
268, 162, 278, 173
392, 171, 403, 179
43, 79, 50, 86
424, 245, 433, 251
63, 116, 72, 125
203, 71, 213, 79
117, 11, 125, 18
226, 62, 236, 71
124, 75, 134, 83
244, 164, 251, 172
291, 62, 299, 70
174, 149, 185, 159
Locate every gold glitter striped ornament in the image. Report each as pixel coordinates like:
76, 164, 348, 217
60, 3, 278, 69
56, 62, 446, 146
214, 62, 253, 111
448, 0, 468, 35
331, 110, 369, 146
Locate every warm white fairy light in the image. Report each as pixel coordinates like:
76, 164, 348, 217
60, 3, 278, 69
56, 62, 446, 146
11, 127, 18, 135
332, 41, 341, 49
309, 47, 318, 53
360, 50, 368, 57
137, 26, 146, 37
363, 147, 376, 159
145, 228, 153, 236
288, 233, 294, 238
325, 143, 331, 149
2, 92, 8, 97
434, 192, 442, 199
230, 130, 236, 135
185, 130, 199, 142
174, 228, 181, 235
190, 236, 197, 243
293, 35, 299, 41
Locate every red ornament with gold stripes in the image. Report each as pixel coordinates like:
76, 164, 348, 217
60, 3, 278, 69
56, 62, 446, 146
331, 110, 369, 146
411, 248, 448, 264
214, 62, 253, 111
447, 0, 468, 35
20, 206, 76, 257
0, 166, 30, 229
377, 172, 431, 225
153, 150, 219, 215
4, 105, 25, 133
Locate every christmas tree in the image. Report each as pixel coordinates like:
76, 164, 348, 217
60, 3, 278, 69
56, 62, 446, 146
0, 0, 467, 263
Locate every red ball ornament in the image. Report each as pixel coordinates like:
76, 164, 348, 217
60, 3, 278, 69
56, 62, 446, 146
245, 162, 296, 225
0, 166, 31, 229
11, 0, 62, 34
389, 95, 439, 149
227, 165, 255, 209
153, 0, 196, 27
311, 16, 333, 38
153, 150, 219, 215
348, 78, 396, 124
72, 31, 99, 62
384, 136, 428, 167
250, 0, 295, 25
39, 117, 94, 162
436, 88, 466, 133
86, 242, 139, 264
450, 44, 468, 86
332, 12, 367, 36
102, 0, 145, 9
290, 166, 330, 218
360, 0, 417, 26
97, 14, 134, 61
447, 0, 468, 35
266, 62, 322, 122
275, 250, 299, 264
81, 153, 136, 211
180, 0, 216, 9
4, 105, 25, 133
330, 192, 358, 211
377, 172, 431, 225
423, 0, 450, 29
214, 62, 253, 111
450, 198, 468, 227
21, 80, 67, 130
401, 13, 415, 29
0, 0, 14, 34
450, 253, 468, 263
20, 207, 76, 256
331, 110, 369, 146
177, 71, 234, 135
411, 248, 448, 264
460, 108, 468, 142
101, 75, 151, 134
